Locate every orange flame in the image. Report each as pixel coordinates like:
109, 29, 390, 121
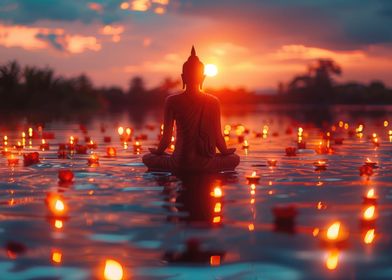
326, 222, 340, 240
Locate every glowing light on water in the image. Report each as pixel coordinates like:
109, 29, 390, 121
327, 222, 340, 240
326, 250, 339, 270
363, 205, 375, 220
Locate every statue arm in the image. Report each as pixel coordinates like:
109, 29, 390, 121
156, 98, 174, 154
215, 101, 229, 153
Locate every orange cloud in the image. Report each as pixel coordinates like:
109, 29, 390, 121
66, 35, 101, 53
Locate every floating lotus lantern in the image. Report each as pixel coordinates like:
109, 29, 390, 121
104, 259, 124, 280
246, 171, 260, 184
104, 136, 111, 143
88, 153, 99, 166
297, 141, 306, 149
267, 159, 277, 167
75, 144, 88, 154
242, 139, 249, 149
334, 138, 344, 145
106, 147, 117, 157
2, 147, 11, 156
87, 140, 97, 149
359, 165, 373, 177
40, 139, 50, 151
314, 160, 327, 171
133, 141, 142, 151
364, 158, 378, 168
7, 154, 19, 166
58, 169, 74, 183
285, 147, 297, 156
15, 141, 23, 151
23, 152, 40, 166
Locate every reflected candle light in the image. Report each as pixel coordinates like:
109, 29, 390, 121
106, 147, 117, 157
325, 249, 339, 270
104, 259, 124, 280
363, 189, 378, 205
362, 205, 376, 222
88, 153, 99, 166
87, 140, 97, 149
51, 250, 62, 264
211, 186, 223, 198
40, 139, 50, 151
246, 171, 260, 184
242, 139, 249, 149
314, 160, 327, 170
363, 229, 375, 244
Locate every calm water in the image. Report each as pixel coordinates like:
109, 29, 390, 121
1, 105, 392, 280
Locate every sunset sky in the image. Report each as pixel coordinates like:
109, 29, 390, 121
1, 0, 392, 91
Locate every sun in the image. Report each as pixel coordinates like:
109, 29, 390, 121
205, 64, 218, 77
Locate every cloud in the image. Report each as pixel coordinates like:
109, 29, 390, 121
0, 23, 101, 54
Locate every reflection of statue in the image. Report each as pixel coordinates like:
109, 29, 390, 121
143, 46, 240, 173
163, 173, 225, 264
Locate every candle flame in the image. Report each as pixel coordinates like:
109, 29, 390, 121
55, 199, 65, 212
363, 205, 375, 220
251, 171, 257, 177
125, 128, 131, 135
104, 259, 124, 280
326, 222, 340, 240
211, 187, 222, 198
118, 127, 124, 136
364, 229, 375, 244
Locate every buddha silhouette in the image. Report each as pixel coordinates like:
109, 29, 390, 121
143, 46, 240, 173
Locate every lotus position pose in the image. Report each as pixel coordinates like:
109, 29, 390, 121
142, 46, 240, 173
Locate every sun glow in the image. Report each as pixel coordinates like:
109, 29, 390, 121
205, 64, 218, 77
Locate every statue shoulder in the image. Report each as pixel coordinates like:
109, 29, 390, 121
203, 92, 220, 106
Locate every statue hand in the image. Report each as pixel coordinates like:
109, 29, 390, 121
149, 148, 160, 155
222, 148, 236, 155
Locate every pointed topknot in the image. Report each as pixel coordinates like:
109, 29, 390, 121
191, 45, 196, 56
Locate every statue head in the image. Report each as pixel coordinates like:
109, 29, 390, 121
182, 46, 205, 90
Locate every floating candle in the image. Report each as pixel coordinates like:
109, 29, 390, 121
297, 141, 306, 149
285, 147, 297, 156
364, 158, 377, 168
314, 160, 327, 170
267, 159, 277, 167
87, 140, 97, 149
242, 139, 249, 149
23, 152, 40, 166
133, 141, 142, 151
103, 136, 111, 143
46, 193, 67, 217
104, 259, 124, 280
106, 147, 117, 157
362, 188, 378, 205
359, 165, 373, 177
246, 171, 260, 184
7, 154, 19, 166
75, 144, 87, 154
58, 169, 74, 183
2, 147, 11, 156
88, 153, 99, 166
40, 139, 50, 151
15, 141, 23, 151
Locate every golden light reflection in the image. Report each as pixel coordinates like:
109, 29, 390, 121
54, 219, 63, 229
364, 229, 375, 244
363, 205, 375, 220
104, 259, 124, 280
327, 222, 340, 240
325, 249, 339, 270
211, 186, 223, 198
214, 202, 222, 213
51, 250, 62, 264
